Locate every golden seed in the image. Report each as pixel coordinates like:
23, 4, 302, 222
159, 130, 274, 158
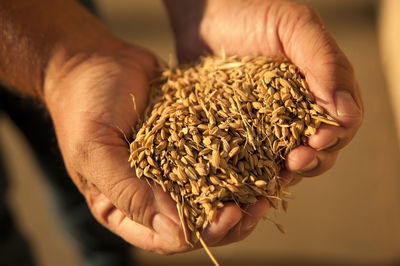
276, 223, 287, 234
147, 156, 157, 168
211, 150, 221, 169
255, 180, 267, 188
228, 146, 240, 158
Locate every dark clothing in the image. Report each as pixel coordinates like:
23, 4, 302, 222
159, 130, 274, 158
0, 91, 134, 266
0, 1, 134, 266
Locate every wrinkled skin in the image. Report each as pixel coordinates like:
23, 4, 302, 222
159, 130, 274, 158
44, 0, 362, 254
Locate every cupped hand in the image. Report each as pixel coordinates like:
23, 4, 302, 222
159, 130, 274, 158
43, 40, 266, 254
172, 0, 363, 184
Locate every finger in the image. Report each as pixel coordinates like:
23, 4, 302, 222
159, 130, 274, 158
217, 198, 270, 246
240, 198, 269, 233
201, 202, 243, 245
298, 150, 339, 177
285, 145, 316, 172
88, 192, 188, 254
203, 198, 269, 247
308, 123, 348, 152
286, 145, 339, 177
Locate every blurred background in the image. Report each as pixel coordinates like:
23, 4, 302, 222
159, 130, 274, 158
1, 0, 399, 265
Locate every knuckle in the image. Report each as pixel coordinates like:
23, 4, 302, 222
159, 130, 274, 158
111, 179, 154, 227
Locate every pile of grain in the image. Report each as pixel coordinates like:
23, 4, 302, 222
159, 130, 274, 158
129, 55, 338, 246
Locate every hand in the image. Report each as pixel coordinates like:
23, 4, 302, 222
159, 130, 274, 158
44, 40, 267, 253
170, 0, 363, 184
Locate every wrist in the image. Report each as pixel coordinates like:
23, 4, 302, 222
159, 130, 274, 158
44, 32, 124, 96
43, 36, 127, 116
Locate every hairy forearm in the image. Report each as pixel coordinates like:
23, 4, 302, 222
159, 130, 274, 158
0, 0, 119, 100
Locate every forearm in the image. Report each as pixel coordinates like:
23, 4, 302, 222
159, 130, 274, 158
0, 0, 120, 100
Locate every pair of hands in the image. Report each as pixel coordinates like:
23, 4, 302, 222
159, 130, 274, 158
44, 0, 362, 254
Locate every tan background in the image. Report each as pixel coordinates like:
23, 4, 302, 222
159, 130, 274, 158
1, 0, 399, 265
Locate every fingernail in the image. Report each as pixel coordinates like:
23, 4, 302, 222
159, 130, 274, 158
300, 156, 318, 172
318, 138, 339, 151
335, 90, 361, 117
153, 213, 179, 244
